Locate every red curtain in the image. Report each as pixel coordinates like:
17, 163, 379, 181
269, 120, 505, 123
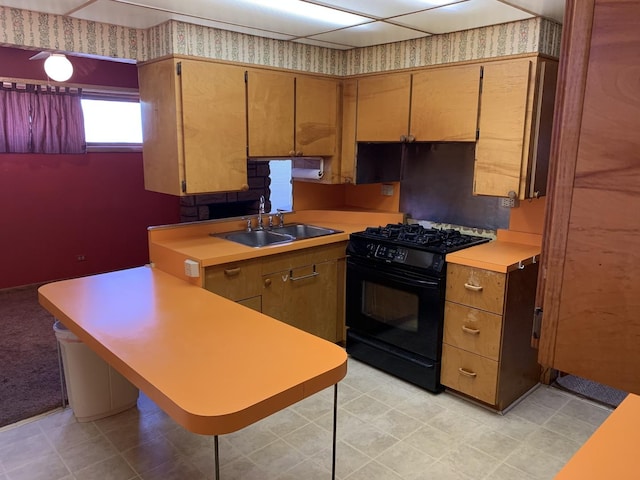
0, 84, 85, 154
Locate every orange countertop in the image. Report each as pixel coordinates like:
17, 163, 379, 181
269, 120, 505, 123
147, 210, 405, 282
445, 241, 541, 273
38, 266, 347, 435
555, 393, 637, 479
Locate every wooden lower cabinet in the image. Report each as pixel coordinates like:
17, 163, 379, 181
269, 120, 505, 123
262, 260, 339, 342
204, 243, 346, 343
442, 262, 540, 410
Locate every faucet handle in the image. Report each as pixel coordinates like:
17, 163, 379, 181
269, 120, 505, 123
259, 195, 265, 214
276, 209, 285, 226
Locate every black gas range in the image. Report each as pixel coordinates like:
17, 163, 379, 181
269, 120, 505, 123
345, 223, 490, 392
347, 223, 490, 277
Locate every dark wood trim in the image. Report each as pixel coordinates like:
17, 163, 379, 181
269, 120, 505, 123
537, 0, 596, 366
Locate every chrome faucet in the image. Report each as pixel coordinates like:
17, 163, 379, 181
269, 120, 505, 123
276, 209, 285, 227
257, 195, 266, 230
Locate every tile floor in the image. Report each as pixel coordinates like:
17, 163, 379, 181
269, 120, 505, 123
0, 358, 613, 480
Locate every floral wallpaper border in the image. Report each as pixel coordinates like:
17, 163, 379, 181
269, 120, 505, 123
1, 6, 561, 77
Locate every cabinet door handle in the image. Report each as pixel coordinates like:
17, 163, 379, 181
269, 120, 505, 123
458, 367, 477, 378
264, 278, 272, 287
224, 268, 241, 277
464, 283, 483, 292
462, 325, 480, 335
290, 265, 319, 282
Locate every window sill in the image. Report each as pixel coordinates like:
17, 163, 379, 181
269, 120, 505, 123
86, 143, 142, 153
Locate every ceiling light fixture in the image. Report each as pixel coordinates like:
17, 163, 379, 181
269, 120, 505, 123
44, 54, 73, 82
245, 0, 366, 26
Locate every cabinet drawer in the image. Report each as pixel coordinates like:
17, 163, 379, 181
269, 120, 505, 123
204, 261, 262, 301
441, 343, 498, 405
446, 264, 505, 314
444, 302, 502, 361
261, 242, 346, 274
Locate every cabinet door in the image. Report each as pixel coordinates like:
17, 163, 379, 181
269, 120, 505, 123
295, 76, 339, 156
262, 260, 338, 342
410, 64, 481, 142
139, 58, 182, 195
247, 70, 295, 157
474, 59, 532, 198
356, 74, 411, 142
204, 260, 262, 302
180, 60, 248, 194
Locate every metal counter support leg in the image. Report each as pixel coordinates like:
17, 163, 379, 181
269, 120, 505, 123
214, 435, 219, 480
56, 340, 66, 409
211, 384, 338, 480
332, 383, 338, 480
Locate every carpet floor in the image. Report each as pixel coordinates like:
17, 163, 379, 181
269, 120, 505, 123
0, 283, 64, 428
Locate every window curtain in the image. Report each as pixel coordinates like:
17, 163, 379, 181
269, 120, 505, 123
0, 84, 32, 153
0, 83, 85, 154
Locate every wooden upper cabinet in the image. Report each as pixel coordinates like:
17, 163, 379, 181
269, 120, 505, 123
295, 76, 339, 156
138, 57, 248, 195
246, 70, 295, 157
410, 64, 481, 142
356, 73, 411, 142
474, 57, 558, 199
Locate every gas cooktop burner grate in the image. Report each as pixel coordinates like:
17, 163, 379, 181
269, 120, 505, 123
358, 223, 490, 254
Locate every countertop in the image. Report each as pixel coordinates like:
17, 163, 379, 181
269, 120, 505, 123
445, 229, 541, 273
39, 266, 347, 435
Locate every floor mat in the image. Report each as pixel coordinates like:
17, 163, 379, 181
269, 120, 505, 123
554, 374, 628, 408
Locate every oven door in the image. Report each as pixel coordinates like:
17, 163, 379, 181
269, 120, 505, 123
345, 257, 444, 360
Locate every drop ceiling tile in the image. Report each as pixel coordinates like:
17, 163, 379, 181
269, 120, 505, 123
114, 0, 371, 37
311, 0, 467, 19
0, 0, 84, 15
309, 21, 428, 48
502, 0, 564, 23
390, 0, 534, 35
70, 0, 172, 29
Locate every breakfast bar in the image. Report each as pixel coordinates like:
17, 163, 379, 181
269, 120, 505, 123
38, 265, 348, 478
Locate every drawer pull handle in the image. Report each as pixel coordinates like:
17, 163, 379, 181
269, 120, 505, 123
224, 268, 241, 277
458, 367, 477, 378
290, 265, 319, 282
462, 325, 480, 335
464, 283, 483, 292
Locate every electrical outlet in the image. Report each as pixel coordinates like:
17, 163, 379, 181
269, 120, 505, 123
500, 197, 520, 208
184, 259, 200, 278
381, 184, 394, 196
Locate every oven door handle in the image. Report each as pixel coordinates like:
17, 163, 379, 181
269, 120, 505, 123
348, 260, 440, 289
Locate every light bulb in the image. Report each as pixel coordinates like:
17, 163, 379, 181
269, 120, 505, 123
44, 54, 73, 82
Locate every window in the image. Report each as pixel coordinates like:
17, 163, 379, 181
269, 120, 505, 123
269, 160, 293, 212
81, 96, 142, 150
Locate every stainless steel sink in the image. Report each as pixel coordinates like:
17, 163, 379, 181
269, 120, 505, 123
273, 224, 342, 239
222, 230, 294, 248
213, 224, 342, 248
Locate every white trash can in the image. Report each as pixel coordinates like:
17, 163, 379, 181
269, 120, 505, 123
53, 320, 139, 422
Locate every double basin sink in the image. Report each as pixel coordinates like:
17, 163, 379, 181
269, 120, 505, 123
215, 224, 342, 248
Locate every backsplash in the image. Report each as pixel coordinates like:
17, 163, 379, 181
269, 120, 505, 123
1, 6, 561, 75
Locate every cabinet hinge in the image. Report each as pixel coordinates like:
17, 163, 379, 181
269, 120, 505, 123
476, 128, 480, 140
181, 180, 186, 193
480, 65, 484, 79
244, 71, 248, 83
176, 62, 182, 75
532, 307, 543, 339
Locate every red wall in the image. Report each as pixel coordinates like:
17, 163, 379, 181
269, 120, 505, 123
0, 46, 180, 289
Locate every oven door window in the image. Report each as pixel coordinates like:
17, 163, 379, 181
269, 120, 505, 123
363, 282, 419, 332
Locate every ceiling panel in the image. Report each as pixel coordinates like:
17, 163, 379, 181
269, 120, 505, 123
390, 0, 534, 35
309, 0, 468, 19
502, 0, 564, 23
0, 0, 84, 15
114, 0, 371, 37
292, 37, 354, 50
309, 21, 428, 48
71, 0, 171, 29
